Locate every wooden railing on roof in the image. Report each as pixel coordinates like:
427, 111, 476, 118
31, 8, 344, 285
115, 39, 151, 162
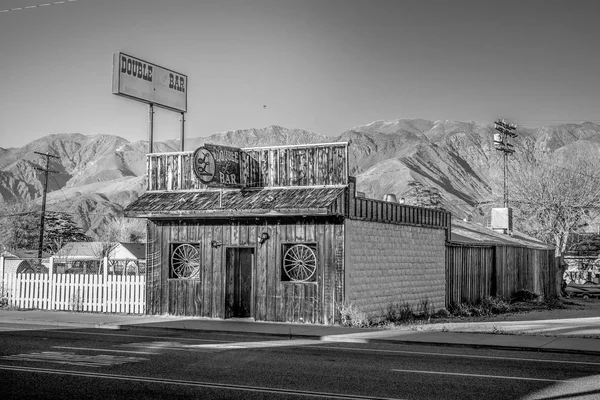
146, 142, 348, 191
347, 195, 452, 232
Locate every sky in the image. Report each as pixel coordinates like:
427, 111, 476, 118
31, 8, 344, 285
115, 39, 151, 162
1, 0, 599, 149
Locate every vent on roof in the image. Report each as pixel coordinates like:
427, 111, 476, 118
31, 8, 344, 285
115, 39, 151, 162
383, 193, 398, 203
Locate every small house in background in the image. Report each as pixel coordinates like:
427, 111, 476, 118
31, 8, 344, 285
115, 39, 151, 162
125, 142, 451, 324
0, 249, 51, 273
563, 233, 600, 284
52, 242, 146, 276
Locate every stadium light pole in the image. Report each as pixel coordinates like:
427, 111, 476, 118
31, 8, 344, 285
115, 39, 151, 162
493, 119, 518, 207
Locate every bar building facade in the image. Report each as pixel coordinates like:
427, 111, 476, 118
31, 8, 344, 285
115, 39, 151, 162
125, 142, 451, 324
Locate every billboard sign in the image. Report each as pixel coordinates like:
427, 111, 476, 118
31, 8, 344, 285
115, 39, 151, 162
193, 144, 242, 187
112, 52, 187, 112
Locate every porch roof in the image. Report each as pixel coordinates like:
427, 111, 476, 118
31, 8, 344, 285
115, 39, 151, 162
124, 187, 347, 218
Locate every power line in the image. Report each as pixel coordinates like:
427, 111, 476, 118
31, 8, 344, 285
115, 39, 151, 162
51, 175, 75, 205
0, 0, 78, 13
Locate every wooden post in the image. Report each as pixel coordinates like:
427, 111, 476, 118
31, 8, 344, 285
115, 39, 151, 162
48, 257, 54, 310
180, 112, 185, 151
0, 255, 4, 290
103, 256, 109, 313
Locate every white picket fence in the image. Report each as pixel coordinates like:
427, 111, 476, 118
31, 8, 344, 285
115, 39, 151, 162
2, 273, 145, 314
0, 257, 146, 314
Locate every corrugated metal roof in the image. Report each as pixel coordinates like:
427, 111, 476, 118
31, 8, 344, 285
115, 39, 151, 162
450, 219, 553, 249
124, 187, 346, 218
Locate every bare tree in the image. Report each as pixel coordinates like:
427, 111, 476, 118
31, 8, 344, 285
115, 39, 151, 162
509, 151, 600, 290
105, 217, 146, 243
93, 242, 119, 260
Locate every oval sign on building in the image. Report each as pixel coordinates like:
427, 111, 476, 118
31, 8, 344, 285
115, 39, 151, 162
193, 144, 242, 187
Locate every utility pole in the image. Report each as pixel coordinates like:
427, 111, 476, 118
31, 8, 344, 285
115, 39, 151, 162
34, 151, 59, 259
493, 119, 518, 207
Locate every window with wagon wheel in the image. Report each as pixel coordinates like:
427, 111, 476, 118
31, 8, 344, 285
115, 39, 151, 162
170, 243, 201, 280
281, 243, 317, 282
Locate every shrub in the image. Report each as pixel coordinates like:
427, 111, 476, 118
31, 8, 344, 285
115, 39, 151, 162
417, 298, 434, 319
511, 289, 540, 303
337, 302, 371, 328
385, 302, 414, 323
480, 296, 511, 315
448, 296, 512, 317
435, 308, 450, 318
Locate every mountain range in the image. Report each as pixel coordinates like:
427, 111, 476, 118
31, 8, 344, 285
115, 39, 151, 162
2, 119, 600, 240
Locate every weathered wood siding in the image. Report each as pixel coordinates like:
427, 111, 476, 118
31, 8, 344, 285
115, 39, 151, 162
243, 143, 348, 188
445, 243, 557, 306
146, 143, 348, 191
146, 217, 344, 324
445, 243, 494, 306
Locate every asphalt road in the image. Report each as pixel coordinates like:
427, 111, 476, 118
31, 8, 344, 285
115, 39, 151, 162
1, 324, 600, 399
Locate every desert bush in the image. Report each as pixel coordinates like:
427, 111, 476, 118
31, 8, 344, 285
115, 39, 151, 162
449, 296, 512, 317
481, 296, 511, 314
511, 289, 540, 303
383, 299, 442, 324
435, 308, 450, 318
337, 302, 371, 328
417, 298, 434, 319
385, 302, 415, 323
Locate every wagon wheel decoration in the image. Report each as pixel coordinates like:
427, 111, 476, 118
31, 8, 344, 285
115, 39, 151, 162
171, 244, 200, 278
283, 244, 317, 282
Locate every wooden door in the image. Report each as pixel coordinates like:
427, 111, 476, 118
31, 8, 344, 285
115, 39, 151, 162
225, 248, 254, 318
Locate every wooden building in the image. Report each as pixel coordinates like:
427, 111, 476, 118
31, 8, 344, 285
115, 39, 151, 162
125, 142, 451, 324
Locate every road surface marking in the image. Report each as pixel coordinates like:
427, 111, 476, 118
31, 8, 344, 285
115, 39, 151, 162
319, 346, 600, 366
67, 330, 241, 342
0, 364, 406, 400
53, 346, 154, 355
124, 339, 321, 351
392, 369, 567, 382
0, 352, 147, 367
188, 339, 320, 349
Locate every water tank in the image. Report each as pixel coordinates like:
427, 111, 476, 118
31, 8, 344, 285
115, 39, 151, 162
383, 193, 398, 203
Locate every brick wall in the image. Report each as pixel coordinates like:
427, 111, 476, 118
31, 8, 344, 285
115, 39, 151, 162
345, 220, 446, 316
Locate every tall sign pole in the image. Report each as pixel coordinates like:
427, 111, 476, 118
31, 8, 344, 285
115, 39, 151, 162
148, 104, 154, 154
34, 151, 59, 259
493, 119, 518, 207
180, 112, 185, 151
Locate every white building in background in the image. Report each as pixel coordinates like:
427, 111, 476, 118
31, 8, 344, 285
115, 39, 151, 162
52, 242, 146, 275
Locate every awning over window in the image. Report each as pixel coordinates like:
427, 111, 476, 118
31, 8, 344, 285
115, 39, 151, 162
124, 187, 347, 218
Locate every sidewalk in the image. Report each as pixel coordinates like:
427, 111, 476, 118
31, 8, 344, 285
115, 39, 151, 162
1, 309, 600, 356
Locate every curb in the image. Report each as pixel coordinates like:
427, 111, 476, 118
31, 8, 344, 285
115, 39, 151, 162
125, 324, 600, 357
3, 318, 600, 357
124, 324, 324, 340
0, 318, 124, 330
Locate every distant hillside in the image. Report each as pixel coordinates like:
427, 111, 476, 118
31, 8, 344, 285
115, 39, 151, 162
1, 120, 599, 240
